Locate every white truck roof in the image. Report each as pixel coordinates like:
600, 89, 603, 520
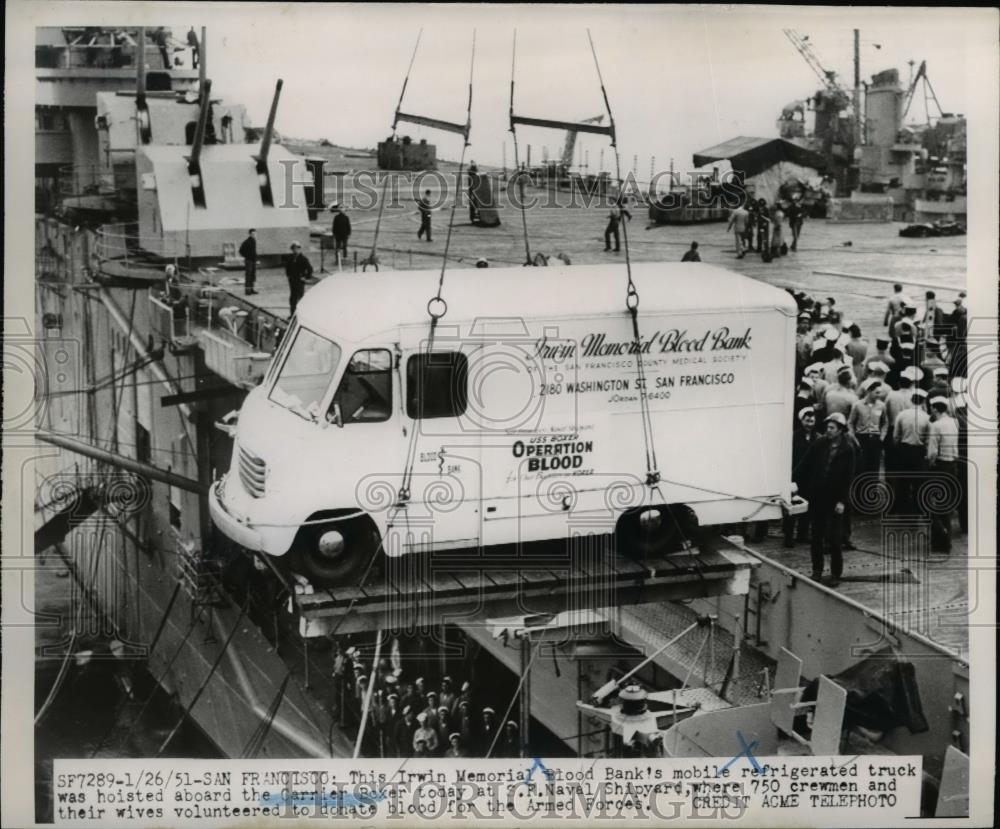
296, 262, 797, 343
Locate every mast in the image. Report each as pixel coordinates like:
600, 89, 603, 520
853, 29, 862, 149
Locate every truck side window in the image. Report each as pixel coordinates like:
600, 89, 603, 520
330, 349, 392, 424
406, 352, 468, 419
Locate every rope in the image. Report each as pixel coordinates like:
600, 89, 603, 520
34, 630, 78, 726
485, 633, 546, 758
241, 671, 292, 759
365, 30, 425, 270
156, 600, 248, 756
396, 31, 476, 507
508, 30, 533, 265
94, 612, 202, 756
588, 29, 660, 491
352, 629, 383, 758
88, 580, 183, 756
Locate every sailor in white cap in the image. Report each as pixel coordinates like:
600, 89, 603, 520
806, 412, 856, 585
849, 378, 887, 477
893, 387, 931, 514
804, 362, 829, 407
784, 406, 818, 547
330, 200, 351, 259
413, 711, 439, 755
795, 377, 816, 421
479, 706, 498, 755
926, 395, 959, 552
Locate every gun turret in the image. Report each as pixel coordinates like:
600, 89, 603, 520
255, 79, 283, 206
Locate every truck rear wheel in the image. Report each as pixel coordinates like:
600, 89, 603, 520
289, 515, 381, 588
615, 505, 699, 560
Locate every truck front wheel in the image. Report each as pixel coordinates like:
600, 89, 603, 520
288, 515, 381, 587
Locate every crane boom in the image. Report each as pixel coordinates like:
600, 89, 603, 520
783, 29, 843, 94
560, 114, 604, 169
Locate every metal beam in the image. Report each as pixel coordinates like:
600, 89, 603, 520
394, 111, 468, 137
37, 430, 208, 495
511, 114, 613, 137
295, 548, 754, 637
161, 385, 242, 407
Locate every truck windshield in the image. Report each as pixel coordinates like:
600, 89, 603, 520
268, 326, 341, 422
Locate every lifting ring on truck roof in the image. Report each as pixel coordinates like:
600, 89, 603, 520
427, 296, 448, 321
626, 285, 640, 312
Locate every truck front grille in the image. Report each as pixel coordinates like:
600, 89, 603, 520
238, 445, 267, 498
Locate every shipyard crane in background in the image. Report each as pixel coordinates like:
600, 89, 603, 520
902, 60, 944, 126
561, 114, 604, 169
783, 28, 862, 148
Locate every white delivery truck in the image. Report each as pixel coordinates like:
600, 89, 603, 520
209, 262, 802, 585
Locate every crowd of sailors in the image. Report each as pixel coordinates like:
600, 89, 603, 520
332, 644, 526, 759
772, 284, 968, 583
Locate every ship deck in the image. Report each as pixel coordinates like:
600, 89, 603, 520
194, 144, 965, 343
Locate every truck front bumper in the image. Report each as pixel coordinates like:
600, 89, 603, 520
208, 476, 269, 552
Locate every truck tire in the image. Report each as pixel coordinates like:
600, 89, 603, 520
288, 515, 381, 587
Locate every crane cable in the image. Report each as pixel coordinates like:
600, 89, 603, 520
365, 29, 424, 270
396, 30, 476, 510
587, 30, 661, 494
508, 30, 533, 265
156, 600, 248, 756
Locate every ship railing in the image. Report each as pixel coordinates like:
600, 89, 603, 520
38, 29, 195, 72
192, 289, 285, 388
94, 223, 186, 271
176, 538, 225, 610
57, 163, 131, 200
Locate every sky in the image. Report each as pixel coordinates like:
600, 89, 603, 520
29, 3, 981, 177
180, 4, 976, 178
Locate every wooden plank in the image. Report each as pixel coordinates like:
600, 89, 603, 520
420, 570, 467, 597
610, 555, 648, 579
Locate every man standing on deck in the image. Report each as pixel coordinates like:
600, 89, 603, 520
681, 242, 701, 262
417, 190, 433, 242
284, 241, 313, 315
186, 27, 199, 68
726, 201, 749, 258
786, 195, 805, 251
330, 202, 351, 261
804, 412, 856, 585
239, 229, 257, 295
604, 196, 631, 252
926, 396, 959, 552
893, 388, 931, 514
884, 284, 906, 328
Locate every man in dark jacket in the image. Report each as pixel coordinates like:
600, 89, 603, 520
330, 203, 351, 260
394, 706, 418, 758
284, 241, 313, 315
417, 190, 433, 241
804, 412, 856, 584
239, 229, 257, 295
